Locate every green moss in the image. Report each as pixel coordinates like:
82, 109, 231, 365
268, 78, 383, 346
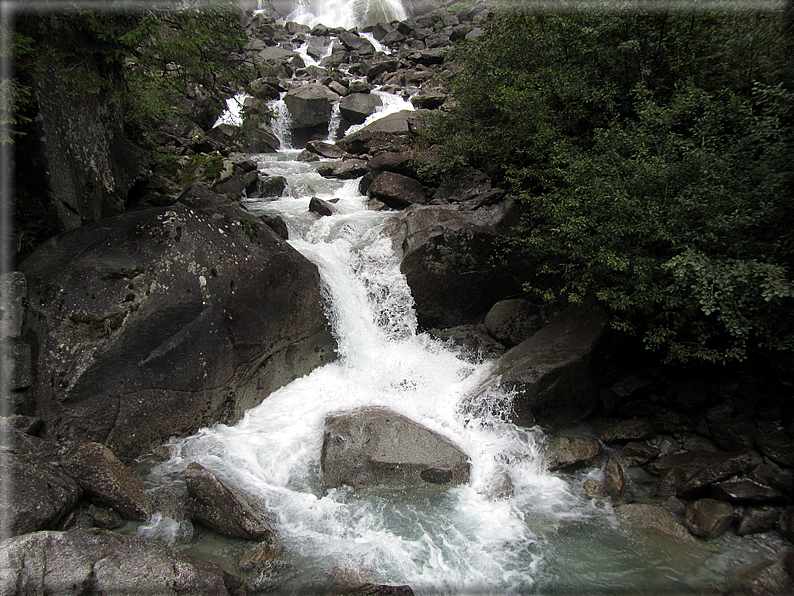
239, 218, 262, 245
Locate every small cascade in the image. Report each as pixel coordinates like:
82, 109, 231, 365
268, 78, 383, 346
287, 0, 407, 29
326, 101, 342, 143
269, 97, 293, 150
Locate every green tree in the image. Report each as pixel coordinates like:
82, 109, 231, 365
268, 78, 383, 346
420, 4, 794, 363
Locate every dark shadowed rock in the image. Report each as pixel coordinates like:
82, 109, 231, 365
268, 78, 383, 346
341, 584, 414, 596
382, 201, 525, 328
306, 140, 346, 159
309, 197, 338, 217
61, 442, 151, 521
185, 462, 274, 541
0, 452, 82, 536
430, 324, 506, 363
684, 498, 735, 539
599, 418, 655, 444
321, 406, 470, 491
603, 456, 626, 502
711, 479, 788, 505
756, 432, 794, 468
621, 441, 660, 467
367, 171, 426, 209
676, 451, 763, 500
484, 299, 544, 347
318, 159, 369, 180
0, 529, 233, 594
481, 301, 609, 427
19, 186, 334, 459
546, 437, 602, 471
251, 174, 288, 198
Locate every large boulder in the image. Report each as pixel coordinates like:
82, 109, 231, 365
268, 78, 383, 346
185, 463, 274, 541
382, 201, 525, 328
321, 407, 470, 491
367, 171, 427, 209
60, 442, 152, 521
284, 82, 339, 129
0, 452, 82, 536
339, 93, 383, 125
0, 529, 235, 594
476, 300, 609, 427
19, 185, 335, 460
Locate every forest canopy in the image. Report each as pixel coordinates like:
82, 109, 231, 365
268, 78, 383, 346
420, 1, 794, 365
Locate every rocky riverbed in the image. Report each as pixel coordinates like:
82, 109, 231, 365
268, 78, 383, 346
2, 1, 793, 594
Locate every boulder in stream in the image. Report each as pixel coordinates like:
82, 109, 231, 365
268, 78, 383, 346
0, 528, 235, 594
321, 406, 470, 491
477, 300, 609, 427
19, 185, 335, 460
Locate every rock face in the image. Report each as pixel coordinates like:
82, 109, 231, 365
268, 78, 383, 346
480, 300, 609, 427
0, 529, 233, 594
321, 407, 470, 491
340, 92, 383, 124
1, 452, 82, 536
367, 171, 427, 209
185, 462, 274, 541
19, 186, 335, 459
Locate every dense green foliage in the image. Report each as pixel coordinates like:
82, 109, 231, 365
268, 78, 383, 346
10, 0, 253, 142
420, 2, 794, 364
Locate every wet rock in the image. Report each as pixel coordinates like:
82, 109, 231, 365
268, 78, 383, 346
712, 479, 788, 505
684, 498, 735, 539
430, 324, 506, 363
603, 456, 626, 502
756, 432, 794, 468
321, 406, 470, 491
1, 452, 82, 536
710, 416, 758, 452
736, 507, 781, 536
599, 418, 655, 444
677, 451, 763, 500
652, 468, 690, 499
778, 507, 794, 542
20, 187, 334, 459
483, 299, 545, 348
546, 437, 602, 471
319, 159, 369, 180
61, 442, 151, 521
367, 171, 426, 209
251, 174, 288, 198
727, 552, 794, 595
621, 441, 660, 467
616, 503, 712, 549
309, 197, 338, 217
485, 300, 609, 427
185, 462, 274, 541
0, 529, 232, 594
306, 140, 346, 159
341, 585, 414, 596
340, 92, 383, 124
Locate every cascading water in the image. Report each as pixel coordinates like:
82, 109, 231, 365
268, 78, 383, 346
286, 0, 407, 29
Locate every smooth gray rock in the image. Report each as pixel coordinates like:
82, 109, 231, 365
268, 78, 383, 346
340, 92, 383, 124
185, 462, 274, 541
321, 406, 470, 491
19, 186, 334, 459
306, 140, 346, 159
0, 452, 82, 536
0, 529, 232, 594
284, 83, 339, 129
483, 300, 609, 427
728, 553, 794, 595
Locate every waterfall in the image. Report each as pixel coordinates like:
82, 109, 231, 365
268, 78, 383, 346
287, 0, 407, 29
269, 97, 293, 150
326, 101, 342, 142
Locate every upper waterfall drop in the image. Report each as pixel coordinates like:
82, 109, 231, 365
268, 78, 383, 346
284, 0, 407, 29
